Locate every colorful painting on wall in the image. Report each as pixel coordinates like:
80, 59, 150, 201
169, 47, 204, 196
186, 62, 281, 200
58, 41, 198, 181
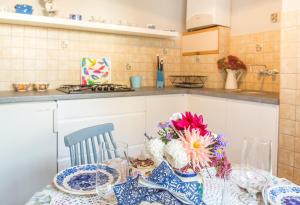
81, 57, 111, 85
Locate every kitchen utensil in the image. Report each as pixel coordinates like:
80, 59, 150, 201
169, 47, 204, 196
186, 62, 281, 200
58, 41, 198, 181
15, 4, 33, 15
33, 83, 49, 92
169, 75, 207, 88
130, 76, 142, 89
12, 82, 31, 92
54, 164, 120, 195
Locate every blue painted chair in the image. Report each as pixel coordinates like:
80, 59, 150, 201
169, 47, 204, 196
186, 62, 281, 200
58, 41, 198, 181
64, 123, 119, 166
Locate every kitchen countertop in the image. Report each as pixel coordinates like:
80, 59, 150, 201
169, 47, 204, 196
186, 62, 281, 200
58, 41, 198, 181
0, 87, 279, 105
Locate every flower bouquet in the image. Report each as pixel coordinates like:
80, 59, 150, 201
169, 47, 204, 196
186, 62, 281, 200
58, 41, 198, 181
145, 112, 231, 178
217, 55, 246, 90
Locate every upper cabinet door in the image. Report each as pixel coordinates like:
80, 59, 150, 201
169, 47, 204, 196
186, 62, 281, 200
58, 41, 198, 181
182, 27, 219, 56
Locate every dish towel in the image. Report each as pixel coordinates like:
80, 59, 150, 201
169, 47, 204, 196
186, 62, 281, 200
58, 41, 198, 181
113, 161, 205, 205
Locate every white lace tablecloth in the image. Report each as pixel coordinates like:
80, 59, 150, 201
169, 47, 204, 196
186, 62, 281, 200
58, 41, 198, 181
25, 170, 290, 205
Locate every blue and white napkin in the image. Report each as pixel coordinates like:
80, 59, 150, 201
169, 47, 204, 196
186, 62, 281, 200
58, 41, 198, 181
113, 161, 205, 205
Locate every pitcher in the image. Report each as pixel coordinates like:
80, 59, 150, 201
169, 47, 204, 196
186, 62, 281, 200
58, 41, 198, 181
225, 69, 243, 90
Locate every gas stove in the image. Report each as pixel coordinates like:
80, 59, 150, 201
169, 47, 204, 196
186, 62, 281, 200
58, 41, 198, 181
57, 84, 134, 94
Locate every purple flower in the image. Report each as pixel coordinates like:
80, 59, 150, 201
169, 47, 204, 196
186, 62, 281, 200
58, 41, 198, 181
158, 121, 171, 129
216, 134, 227, 147
214, 146, 224, 159
166, 133, 173, 140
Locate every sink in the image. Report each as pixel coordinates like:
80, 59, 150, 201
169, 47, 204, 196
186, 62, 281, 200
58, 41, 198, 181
240, 91, 263, 95
226, 89, 267, 95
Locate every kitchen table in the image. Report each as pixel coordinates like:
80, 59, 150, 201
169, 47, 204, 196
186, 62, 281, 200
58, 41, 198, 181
25, 167, 293, 205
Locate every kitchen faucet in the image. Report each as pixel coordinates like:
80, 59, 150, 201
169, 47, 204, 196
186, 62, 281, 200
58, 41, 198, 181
250, 64, 279, 76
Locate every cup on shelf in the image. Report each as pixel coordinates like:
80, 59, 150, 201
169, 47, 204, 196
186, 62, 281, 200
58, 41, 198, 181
69, 14, 82, 21
15, 4, 33, 15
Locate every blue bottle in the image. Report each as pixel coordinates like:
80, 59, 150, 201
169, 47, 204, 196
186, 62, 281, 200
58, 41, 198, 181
156, 56, 165, 88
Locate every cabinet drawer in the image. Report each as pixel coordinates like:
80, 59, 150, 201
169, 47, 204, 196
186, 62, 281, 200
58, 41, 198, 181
57, 96, 146, 120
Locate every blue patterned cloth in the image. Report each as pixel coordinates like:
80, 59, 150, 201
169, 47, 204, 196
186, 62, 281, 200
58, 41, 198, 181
113, 161, 205, 205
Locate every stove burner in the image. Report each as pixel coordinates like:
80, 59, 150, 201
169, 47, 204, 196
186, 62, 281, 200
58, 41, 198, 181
57, 84, 134, 94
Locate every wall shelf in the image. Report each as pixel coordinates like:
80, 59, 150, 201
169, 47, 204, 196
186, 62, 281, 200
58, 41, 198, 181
0, 12, 180, 39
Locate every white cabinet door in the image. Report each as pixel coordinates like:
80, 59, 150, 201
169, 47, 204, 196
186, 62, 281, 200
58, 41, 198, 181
188, 95, 279, 174
145, 94, 187, 138
226, 99, 279, 174
0, 102, 57, 205
188, 95, 228, 134
57, 97, 146, 171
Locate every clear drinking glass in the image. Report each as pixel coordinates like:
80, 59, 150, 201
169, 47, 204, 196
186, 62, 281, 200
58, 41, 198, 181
105, 141, 129, 183
220, 169, 234, 205
96, 141, 113, 197
236, 138, 272, 203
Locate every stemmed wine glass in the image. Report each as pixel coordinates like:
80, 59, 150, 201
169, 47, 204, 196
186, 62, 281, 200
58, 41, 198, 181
96, 141, 129, 204
235, 138, 272, 204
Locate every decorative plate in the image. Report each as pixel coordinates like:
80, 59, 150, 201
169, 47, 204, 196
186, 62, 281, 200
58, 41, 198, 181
53, 164, 120, 195
231, 168, 268, 193
267, 185, 300, 205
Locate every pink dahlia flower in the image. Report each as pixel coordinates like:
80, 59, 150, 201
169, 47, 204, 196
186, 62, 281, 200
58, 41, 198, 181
172, 112, 210, 136
178, 129, 213, 171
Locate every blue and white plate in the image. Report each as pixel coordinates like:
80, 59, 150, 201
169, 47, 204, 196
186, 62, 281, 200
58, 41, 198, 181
54, 164, 120, 195
267, 185, 300, 205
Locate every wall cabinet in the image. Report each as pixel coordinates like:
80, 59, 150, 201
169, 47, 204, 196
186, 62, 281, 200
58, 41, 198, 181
182, 27, 220, 56
0, 102, 57, 205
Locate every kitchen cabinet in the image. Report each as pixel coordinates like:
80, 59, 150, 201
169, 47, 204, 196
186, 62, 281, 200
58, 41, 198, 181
57, 97, 147, 171
182, 27, 220, 56
145, 94, 187, 138
226, 99, 278, 175
0, 102, 57, 205
188, 95, 279, 174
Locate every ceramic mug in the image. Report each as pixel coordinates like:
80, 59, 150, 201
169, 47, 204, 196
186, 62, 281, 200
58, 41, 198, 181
130, 76, 142, 89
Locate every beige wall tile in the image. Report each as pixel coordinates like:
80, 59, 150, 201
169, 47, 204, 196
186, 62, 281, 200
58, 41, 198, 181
280, 104, 296, 120
295, 153, 300, 168
293, 168, 300, 185
295, 137, 300, 153
279, 134, 295, 151
278, 148, 295, 166
281, 89, 296, 105
280, 119, 296, 136
281, 74, 297, 89
278, 163, 294, 181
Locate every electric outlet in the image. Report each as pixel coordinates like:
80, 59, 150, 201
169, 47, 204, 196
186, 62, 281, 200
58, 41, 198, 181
126, 63, 132, 70
271, 13, 279, 23
60, 40, 69, 49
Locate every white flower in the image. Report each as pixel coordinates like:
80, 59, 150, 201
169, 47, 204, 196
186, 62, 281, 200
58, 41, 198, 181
164, 139, 189, 169
169, 112, 182, 122
145, 138, 165, 165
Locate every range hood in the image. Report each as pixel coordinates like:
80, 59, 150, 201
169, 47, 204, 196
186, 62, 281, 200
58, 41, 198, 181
186, 0, 231, 31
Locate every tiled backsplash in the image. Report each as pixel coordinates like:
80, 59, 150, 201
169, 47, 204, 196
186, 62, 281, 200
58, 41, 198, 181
0, 23, 182, 90
278, 10, 300, 185
230, 30, 280, 92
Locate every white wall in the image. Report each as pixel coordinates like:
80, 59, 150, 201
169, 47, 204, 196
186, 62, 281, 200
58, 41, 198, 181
231, 0, 281, 36
282, 0, 300, 11
0, 0, 186, 31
